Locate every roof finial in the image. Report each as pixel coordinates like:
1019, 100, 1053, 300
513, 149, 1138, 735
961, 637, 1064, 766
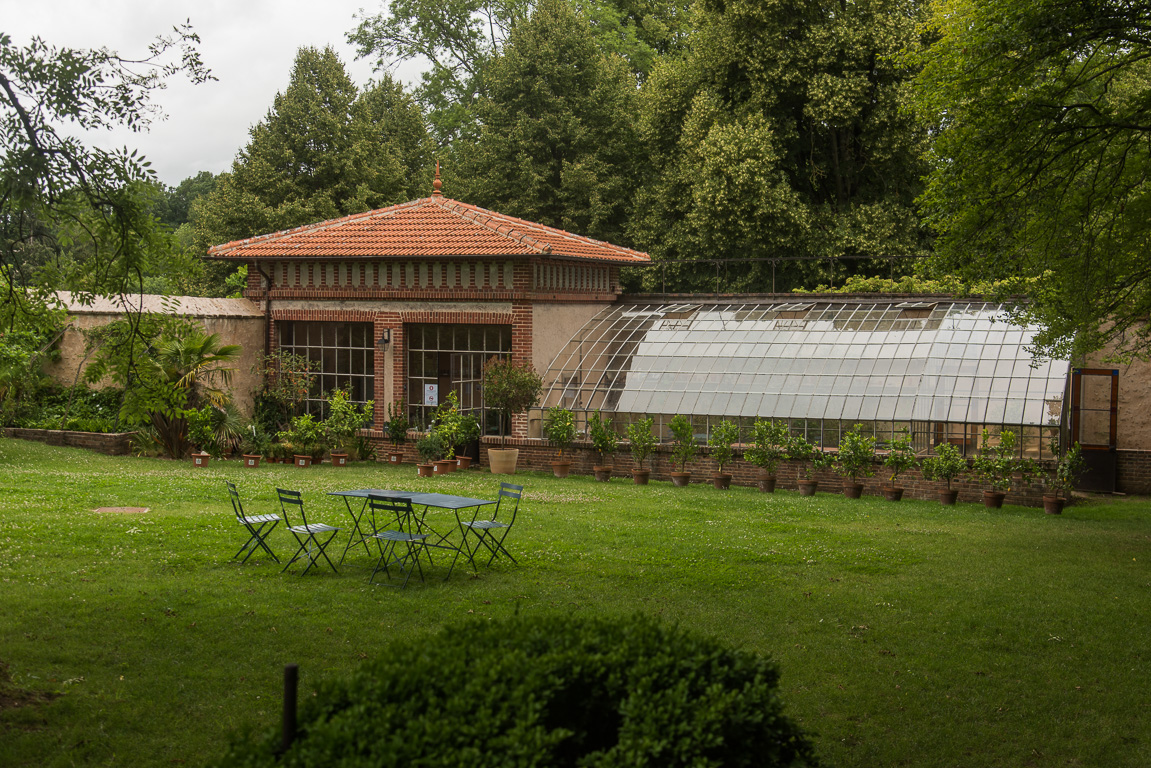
432, 160, 443, 197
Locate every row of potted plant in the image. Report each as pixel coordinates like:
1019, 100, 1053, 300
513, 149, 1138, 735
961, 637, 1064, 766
413, 392, 483, 476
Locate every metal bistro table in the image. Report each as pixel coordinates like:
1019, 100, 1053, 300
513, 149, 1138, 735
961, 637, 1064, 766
328, 489, 496, 579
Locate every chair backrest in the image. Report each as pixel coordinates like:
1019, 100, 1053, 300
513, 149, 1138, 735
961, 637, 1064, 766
368, 494, 414, 532
226, 481, 244, 520
276, 488, 307, 526
494, 482, 523, 523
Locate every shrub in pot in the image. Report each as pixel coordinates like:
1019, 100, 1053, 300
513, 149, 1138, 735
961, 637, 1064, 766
668, 414, 697, 486
589, 410, 617, 481
626, 416, 656, 484
454, 412, 480, 468
432, 391, 465, 470
325, 388, 373, 466
482, 357, 542, 474
385, 399, 409, 464
745, 419, 789, 492
972, 429, 1037, 507
416, 432, 444, 477
1042, 440, 1084, 514
707, 419, 739, 489
186, 406, 218, 466
881, 427, 917, 501
835, 423, 875, 498
543, 406, 578, 478
922, 442, 967, 505
277, 413, 326, 467
788, 433, 830, 495
239, 422, 271, 468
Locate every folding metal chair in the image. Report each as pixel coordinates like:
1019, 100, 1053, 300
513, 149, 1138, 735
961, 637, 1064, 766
366, 494, 429, 588
277, 488, 340, 575
226, 481, 280, 564
460, 482, 522, 568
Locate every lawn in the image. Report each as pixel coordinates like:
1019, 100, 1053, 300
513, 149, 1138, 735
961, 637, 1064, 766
1, 437, 1148, 767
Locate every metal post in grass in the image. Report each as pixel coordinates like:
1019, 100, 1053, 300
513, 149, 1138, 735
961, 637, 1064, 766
278, 663, 298, 756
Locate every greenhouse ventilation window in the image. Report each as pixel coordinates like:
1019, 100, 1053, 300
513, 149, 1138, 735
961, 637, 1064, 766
536, 298, 1070, 460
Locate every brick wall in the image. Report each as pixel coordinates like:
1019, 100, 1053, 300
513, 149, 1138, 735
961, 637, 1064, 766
4, 428, 136, 455
1117, 449, 1151, 494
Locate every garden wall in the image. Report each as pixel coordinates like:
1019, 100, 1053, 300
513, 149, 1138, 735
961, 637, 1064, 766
3, 427, 136, 455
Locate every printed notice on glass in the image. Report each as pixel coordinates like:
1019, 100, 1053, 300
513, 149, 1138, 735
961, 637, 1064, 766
423, 383, 438, 407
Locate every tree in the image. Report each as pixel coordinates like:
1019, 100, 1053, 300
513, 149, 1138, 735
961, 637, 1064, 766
1, 27, 211, 331
192, 47, 431, 254
456, 0, 641, 244
913, 0, 1151, 360
629, 0, 931, 293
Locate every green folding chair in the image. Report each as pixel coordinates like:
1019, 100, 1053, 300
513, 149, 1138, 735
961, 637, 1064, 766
460, 482, 522, 568
226, 481, 280, 564
277, 488, 340, 575
366, 494, 429, 588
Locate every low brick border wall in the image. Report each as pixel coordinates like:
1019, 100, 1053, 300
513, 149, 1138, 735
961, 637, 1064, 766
367, 433, 1065, 507
3, 427, 136, 456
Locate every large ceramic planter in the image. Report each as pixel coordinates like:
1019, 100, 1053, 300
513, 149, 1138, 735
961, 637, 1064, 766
192, 452, 211, 468
883, 486, 904, 502
594, 466, 613, 482
242, 454, 261, 468
632, 469, 650, 485
388, 451, 404, 465
433, 459, 455, 475
293, 455, 313, 468
757, 472, 777, 493
488, 448, 519, 475
843, 482, 864, 499
551, 461, 572, 478
798, 480, 818, 496
712, 473, 732, 490
982, 490, 1006, 508
939, 489, 959, 506
331, 452, 348, 467
670, 471, 691, 487
456, 455, 473, 470
1043, 495, 1065, 515
416, 463, 434, 477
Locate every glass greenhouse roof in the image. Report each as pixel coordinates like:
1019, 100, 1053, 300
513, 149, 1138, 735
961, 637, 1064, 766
540, 299, 1069, 427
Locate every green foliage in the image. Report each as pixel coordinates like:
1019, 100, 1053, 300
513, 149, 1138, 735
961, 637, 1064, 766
883, 428, 917, 486
707, 418, 739, 474
668, 413, 696, 472
277, 413, 326, 460
252, 350, 318, 431
921, 442, 967, 491
973, 429, 1027, 492
835, 424, 876, 484
913, 0, 1151, 360
0, 314, 64, 425
626, 415, 656, 468
1046, 441, 1085, 497
324, 388, 374, 455
481, 356, 542, 448
432, 390, 466, 459
239, 421, 272, 457
192, 47, 431, 255
385, 399, 410, 447
745, 419, 790, 475
184, 405, 218, 456
216, 614, 816, 768
416, 430, 445, 463
543, 406, 578, 458
588, 410, 618, 465
788, 433, 831, 480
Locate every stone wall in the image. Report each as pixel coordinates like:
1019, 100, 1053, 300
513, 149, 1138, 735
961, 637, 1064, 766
4, 427, 136, 455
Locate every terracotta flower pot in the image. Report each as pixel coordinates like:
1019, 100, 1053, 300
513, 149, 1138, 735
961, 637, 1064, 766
883, 487, 904, 502
416, 463, 434, 477
551, 461, 572, 478
330, 452, 348, 467
632, 469, 650, 485
433, 459, 455, 474
843, 482, 864, 499
798, 480, 818, 496
192, 452, 210, 468
242, 454, 261, 468
712, 473, 732, 490
488, 448, 519, 475
456, 455, 473, 470
594, 466, 612, 482
388, 452, 404, 465
670, 471, 691, 487
983, 490, 1006, 508
1043, 495, 1065, 515
293, 455, 313, 468
758, 473, 777, 493
939, 490, 959, 506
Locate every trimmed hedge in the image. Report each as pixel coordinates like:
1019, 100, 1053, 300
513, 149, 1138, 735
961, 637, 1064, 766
217, 614, 817, 767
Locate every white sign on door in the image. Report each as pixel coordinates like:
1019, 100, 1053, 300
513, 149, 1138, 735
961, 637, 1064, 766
423, 383, 439, 407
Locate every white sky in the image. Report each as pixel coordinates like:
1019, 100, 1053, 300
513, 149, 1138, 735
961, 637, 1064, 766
2, 0, 425, 187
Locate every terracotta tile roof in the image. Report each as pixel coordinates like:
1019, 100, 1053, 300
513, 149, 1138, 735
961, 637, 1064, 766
206, 196, 649, 264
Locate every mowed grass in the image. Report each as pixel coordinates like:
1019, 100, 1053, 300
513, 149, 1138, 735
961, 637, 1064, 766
1, 437, 1149, 767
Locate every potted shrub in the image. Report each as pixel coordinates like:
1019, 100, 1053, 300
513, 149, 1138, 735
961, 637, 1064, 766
544, 406, 578, 478
626, 416, 656, 485
707, 419, 739, 490
385, 399, 410, 464
325, 388, 374, 467
789, 433, 831, 496
589, 411, 617, 482
835, 423, 876, 498
922, 442, 967, 505
972, 429, 1036, 508
455, 412, 481, 469
432, 392, 464, 473
482, 356, 543, 474
668, 414, 697, 486
239, 422, 270, 468
416, 431, 444, 477
1042, 441, 1084, 514
278, 413, 325, 467
881, 427, 917, 501
745, 419, 790, 493
186, 405, 217, 467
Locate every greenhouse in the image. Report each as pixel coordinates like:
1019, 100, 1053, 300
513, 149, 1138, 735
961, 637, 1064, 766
535, 297, 1070, 459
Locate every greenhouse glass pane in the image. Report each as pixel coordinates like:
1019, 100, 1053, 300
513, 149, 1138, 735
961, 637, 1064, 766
1003, 399, 1026, 424
984, 399, 1007, 424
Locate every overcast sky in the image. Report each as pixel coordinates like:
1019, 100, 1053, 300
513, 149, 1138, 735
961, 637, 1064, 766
3, 0, 425, 187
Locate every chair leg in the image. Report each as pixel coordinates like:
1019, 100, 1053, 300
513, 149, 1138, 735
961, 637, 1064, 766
235, 521, 280, 564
